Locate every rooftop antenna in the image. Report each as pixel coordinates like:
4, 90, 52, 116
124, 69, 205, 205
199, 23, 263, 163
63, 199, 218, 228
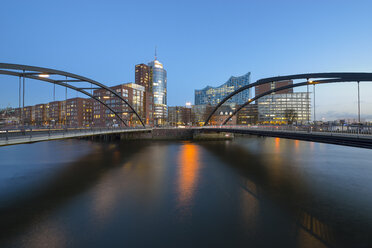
155, 46, 157, 60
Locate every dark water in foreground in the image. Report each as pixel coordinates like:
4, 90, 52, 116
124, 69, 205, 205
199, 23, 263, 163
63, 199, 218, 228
1, 137, 372, 248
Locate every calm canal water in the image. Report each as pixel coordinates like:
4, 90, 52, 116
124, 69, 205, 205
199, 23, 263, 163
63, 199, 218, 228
1, 137, 372, 247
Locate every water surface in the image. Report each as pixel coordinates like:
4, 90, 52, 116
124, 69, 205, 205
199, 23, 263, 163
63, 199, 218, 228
1, 137, 372, 247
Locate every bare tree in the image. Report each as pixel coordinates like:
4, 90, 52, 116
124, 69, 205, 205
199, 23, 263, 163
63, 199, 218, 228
285, 109, 298, 125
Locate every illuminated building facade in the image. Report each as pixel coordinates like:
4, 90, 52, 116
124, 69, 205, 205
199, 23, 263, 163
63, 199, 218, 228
19, 106, 34, 126
93, 83, 151, 127
135, 63, 154, 125
34, 104, 48, 126
257, 92, 310, 124
237, 104, 258, 125
48, 101, 65, 126
148, 58, 167, 126
66, 98, 93, 127
135, 64, 151, 92
195, 72, 251, 106
13, 98, 93, 127
168, 106, 191, 127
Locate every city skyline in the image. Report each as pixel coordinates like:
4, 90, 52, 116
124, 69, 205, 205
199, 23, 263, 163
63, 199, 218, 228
1, 0, 372, 121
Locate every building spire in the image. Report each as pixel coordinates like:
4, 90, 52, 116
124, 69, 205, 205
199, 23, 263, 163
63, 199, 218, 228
155, 46, 157, 60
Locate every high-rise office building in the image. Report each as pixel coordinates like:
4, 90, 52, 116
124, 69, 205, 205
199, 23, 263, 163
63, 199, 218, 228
195, 72, 251, 106
257, 92, 310, 124
148, 55, 167, 126
254, 79, 310, 124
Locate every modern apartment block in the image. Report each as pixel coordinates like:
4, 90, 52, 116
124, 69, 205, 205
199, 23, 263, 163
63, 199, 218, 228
48, 101, 65, 126
66, 98, 93, 127
17, 106, 34, 126
93, 83, 153, 127
195, 72, 251, 106
34, 104, 48, 126
13, 98, 93, 127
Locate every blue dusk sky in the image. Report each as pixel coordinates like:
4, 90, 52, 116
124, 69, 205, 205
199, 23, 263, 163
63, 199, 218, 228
1, 0, 372, 120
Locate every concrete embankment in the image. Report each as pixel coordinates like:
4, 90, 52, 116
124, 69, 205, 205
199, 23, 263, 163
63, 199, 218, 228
90, 128, 233, 141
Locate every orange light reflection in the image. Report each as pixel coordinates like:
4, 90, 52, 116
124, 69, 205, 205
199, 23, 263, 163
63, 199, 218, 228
177, 143, 200, 210
274, 137, 280, 152
294, 140, 299, 152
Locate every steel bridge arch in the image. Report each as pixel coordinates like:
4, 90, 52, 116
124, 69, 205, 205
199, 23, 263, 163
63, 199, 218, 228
204, 72, 372, 126
221, 77, 372, 125
0, 63, 145, 127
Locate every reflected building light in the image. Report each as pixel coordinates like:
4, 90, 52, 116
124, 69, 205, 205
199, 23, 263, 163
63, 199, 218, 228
295, 139, 299, 151
275, 137, 280, 151
177, 143, 200, 214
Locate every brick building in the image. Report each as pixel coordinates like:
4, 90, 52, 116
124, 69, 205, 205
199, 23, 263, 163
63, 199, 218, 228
93, 83, 153, 127
135, 64, 151, 92
34, 104, 48, 126
210, 104, 237, 126
66, 98, 93, 127
255, 80, 293, 96
48, 101, 65, 127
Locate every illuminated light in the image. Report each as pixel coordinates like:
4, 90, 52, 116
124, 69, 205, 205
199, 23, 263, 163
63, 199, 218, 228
38, 74, 50, 78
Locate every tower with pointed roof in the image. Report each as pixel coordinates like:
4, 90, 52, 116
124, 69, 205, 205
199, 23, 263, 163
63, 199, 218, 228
148, 48, 167, 126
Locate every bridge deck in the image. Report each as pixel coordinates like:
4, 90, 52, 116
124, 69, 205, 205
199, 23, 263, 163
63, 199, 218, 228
0, 128, 152, 146
203, 127, 372, 149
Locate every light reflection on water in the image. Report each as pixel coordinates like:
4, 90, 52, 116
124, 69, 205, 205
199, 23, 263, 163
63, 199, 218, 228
0, 138, 372, 247
177, 142, 200, 216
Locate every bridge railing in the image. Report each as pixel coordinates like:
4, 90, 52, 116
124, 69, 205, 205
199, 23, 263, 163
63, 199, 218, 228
0, 126, 145, 141
203, 125, 372, 136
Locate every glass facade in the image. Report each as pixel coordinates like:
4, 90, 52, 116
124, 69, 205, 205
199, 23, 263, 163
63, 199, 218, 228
148, 59, 167, 125
195, 72, 251, 106
257, 92, 311, 124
